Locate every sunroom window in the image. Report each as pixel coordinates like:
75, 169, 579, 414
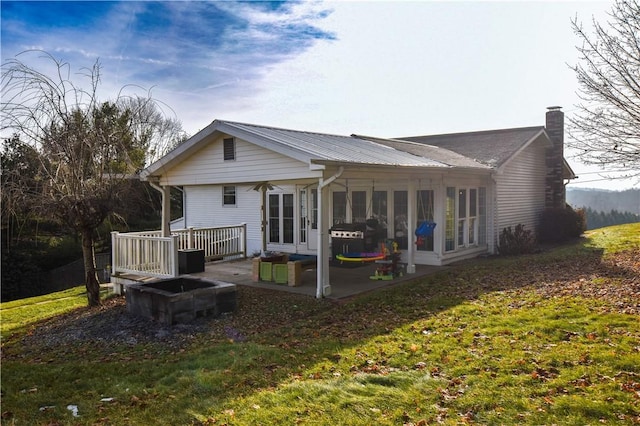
416, 189, 434, 251
446, 186, 485, 251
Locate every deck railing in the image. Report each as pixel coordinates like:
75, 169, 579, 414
111, 223, 247, 278
173, 224, 247, 261
111, 233, 179, 278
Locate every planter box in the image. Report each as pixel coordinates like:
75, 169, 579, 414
259, 261, 273, 281
273, 263, 288, 284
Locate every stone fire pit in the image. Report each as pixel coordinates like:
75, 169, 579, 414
125, 277, 236, 325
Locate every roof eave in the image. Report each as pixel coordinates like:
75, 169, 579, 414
563, 159, 578, 180
311, 159, 490, 173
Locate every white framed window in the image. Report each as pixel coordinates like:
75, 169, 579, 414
416, 189, 435, 252
269, 193, 294, 244
300, 189, 307, 243
223, 137, 235, 161
332, 191, 347, 224
223, 186, 236, 206
446, 186, 485, 251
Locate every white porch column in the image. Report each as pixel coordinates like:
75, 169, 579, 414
316, 166, 343, 298
316, 181, 331, 298
406, 178, 416, 274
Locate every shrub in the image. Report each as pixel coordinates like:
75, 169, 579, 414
539, 205, 587, 243
498, 224, 536, 255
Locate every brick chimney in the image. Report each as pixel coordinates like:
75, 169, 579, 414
545, 106, 566, 209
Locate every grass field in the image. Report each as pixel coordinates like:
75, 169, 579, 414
1, 223, 639, 425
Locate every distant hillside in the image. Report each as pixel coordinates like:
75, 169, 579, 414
567, 187, 640, 215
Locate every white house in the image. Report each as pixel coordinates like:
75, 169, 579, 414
140, 107, 576, 297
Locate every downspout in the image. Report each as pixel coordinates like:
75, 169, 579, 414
149, 179, 171, 237
316, 166, 344, 299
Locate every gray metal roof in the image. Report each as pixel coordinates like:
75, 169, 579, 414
399, 126, 547, 168
222, 121, 466, 168
142, 120, 536, 179
352, 134, 489, 169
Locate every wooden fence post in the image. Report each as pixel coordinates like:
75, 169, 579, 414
242, 223, 247, 258
111, 231, 119, 275
188, 227, 194, 249
171, 235, 180, 277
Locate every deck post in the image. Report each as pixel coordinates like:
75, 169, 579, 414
111, 231, 119, 275
242, 223, 247, 258
170, 234, 179, 277
188, 227, 195, 249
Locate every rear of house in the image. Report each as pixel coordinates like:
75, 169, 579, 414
141, 107, 575, 272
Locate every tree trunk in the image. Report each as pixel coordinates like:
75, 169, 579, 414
81, 228, 101, 306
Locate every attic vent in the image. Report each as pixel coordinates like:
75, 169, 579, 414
223, 138, 235, 161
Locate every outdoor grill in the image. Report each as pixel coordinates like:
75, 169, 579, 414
330, 222, 382, 261
331, 223, 366, 261
330, 224, 365, 239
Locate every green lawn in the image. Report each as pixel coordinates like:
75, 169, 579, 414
1, 223, 639, 425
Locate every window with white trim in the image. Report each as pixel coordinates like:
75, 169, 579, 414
445, 186, 486, 251
416, 189, 435, 251
332, 191, 347, 225
268, 193, 294, 244
223, 186, 236, 206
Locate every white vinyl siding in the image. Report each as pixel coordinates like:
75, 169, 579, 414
183, 184, 262, 254
161, 135, 317, 186
494, 139, 547, 239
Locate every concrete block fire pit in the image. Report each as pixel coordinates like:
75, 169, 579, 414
125, 276, 236, 325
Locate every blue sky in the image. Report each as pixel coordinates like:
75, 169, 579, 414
1, 0, 634, 190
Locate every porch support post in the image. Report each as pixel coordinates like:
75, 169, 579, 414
406, 178, 416, 274
316, 181, 331, 298
316, 166, 343, 298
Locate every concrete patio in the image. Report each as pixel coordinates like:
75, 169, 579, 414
191, 258, 447, 300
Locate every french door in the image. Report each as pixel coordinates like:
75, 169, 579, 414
299, 186, 318, 250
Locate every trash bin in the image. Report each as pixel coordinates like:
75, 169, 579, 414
178, 249, 205, 274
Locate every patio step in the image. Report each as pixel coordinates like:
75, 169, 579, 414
110, 273, 159, 295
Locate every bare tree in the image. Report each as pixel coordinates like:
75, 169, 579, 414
568, 0, 640, 180
120, 96, 188, 164
1, 135, 44, 247
1, 51, 185, 305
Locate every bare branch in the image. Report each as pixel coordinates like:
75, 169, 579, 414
1, 50, 187, 306
567, 0, 640, 182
